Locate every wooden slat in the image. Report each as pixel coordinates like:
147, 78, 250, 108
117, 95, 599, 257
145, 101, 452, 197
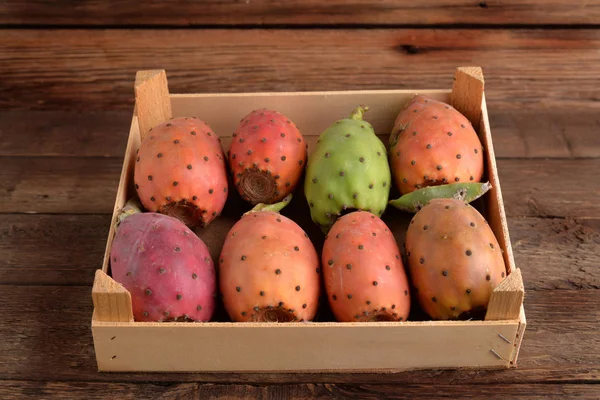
0, 214, 111, 285
0, 111, 130, 157
195, 383, 600, 399
0, 1, 598, 26
490, 110, 600, 158
1, 29, 600, 111
497, 159, 600, 218
0, 157, 121, 214
2, 110, 599, 159
0, 381, 198, 400
2, 215, 599, 289
0, 286, 597, 383
0, 382, 598, 400
1, 155, 598, 216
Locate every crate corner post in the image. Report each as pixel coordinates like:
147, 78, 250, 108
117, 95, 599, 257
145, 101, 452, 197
451, 66, 485, 131
485, 268, 525, 322
134, 69, 173, 141
92, 269, 134, 323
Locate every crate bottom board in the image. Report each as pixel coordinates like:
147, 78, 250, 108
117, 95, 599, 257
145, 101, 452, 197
92, 317, 522, 372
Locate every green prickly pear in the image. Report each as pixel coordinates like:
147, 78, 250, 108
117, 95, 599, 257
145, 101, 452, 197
305, 106, 391, 233
405, 198, 506, 320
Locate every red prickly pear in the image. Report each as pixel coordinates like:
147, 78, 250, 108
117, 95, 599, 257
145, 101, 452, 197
219, 195, 320, 322
389, 95, 484, 194
110, 208, 216, 322
134, 117, 228, 228
322, 211, 411, 322
405, 198, 506, 320
229, 109, 307, 205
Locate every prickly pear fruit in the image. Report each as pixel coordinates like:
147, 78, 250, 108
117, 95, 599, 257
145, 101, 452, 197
219, 195, 320, 322
389, 95, 484, 194
389, 182, 491, 213
305, 106, 391, 233
228, 109, 307, 205
405, 198, 506, 320
134, 117, 228, 228
110, 211, 216, 322
322, 211, 411, 322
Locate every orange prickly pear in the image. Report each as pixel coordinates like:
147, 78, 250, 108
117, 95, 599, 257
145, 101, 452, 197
219, 195, 320, 322
389, 95, 484, 194
134, 117, 228, 228
405, 198, 506, 320
322, 211, 411, 322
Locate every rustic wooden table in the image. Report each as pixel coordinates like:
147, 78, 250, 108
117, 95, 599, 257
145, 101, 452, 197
1, 2, 599, 399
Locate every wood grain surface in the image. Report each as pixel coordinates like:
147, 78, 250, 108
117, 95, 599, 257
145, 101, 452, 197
1, 0, 599, 26
1, 382, 599, 400
3, 110, 599, 158
0, 287, 597, 384
3, 215, 599, 289
2, 29, 600, 111
1, 1, 599, 396
1, 156, 598, 216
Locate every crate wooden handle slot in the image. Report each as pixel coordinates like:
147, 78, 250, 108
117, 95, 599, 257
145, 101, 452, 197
485, 268, 524, 321
451, 66, 485, 132
92, 269, 134, 322
134, 69, 173, 141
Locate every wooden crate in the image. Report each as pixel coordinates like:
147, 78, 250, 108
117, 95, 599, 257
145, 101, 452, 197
91, 67, 526, 373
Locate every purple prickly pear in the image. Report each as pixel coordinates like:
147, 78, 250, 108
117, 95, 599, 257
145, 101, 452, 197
110, 208, 216, 322
405, 198, 506, 320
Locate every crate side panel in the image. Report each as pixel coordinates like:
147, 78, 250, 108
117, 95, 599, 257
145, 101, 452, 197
510, 306, 527, 366
480, 96, 517, 275
170, 90, 452, 144
100, 115, 141, 274
93, 322, 518, 372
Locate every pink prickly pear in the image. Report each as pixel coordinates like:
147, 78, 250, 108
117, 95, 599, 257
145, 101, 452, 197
228, 109, 307, 205
110, 203, 216, 322
405, 198, 506, 320
134, 117, 228, 228
322, 211, 411, 322
219, 195, 320, 322
389, 95, 484, 194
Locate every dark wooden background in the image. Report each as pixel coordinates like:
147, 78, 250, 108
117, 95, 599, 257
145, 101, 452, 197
1, 1, 599, 399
